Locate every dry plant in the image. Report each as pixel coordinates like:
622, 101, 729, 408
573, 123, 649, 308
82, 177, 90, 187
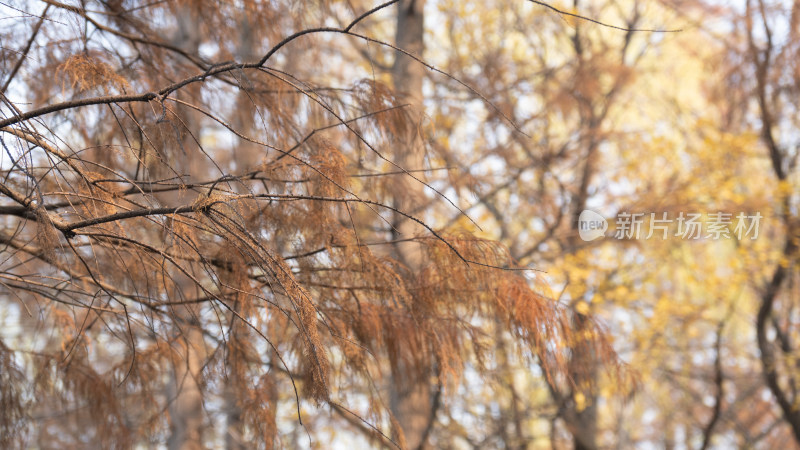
0, 0, 629, 447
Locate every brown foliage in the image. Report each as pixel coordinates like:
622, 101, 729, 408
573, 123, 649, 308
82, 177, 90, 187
0, 1, 627, 448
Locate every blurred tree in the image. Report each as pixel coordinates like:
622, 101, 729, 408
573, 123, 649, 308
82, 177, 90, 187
419, 0, 800, 448
422, 1, 668, 447
713, 0, 800, 444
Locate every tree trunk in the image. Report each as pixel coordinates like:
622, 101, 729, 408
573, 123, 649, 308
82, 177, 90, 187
167, 326, 206, 450
224, 13, 260, 450
569, 314, 599, 450
166, 9, 207, 450
391, 0, 427, 269
390, 1, 434, 449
